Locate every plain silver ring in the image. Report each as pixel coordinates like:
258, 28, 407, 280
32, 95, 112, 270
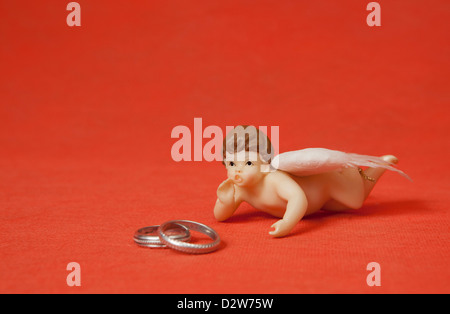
134, 224, 191, 248
158, 220, 221, 254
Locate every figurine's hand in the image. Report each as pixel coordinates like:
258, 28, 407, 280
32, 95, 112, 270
217, 179, 235, 205
269, 219, 294, 238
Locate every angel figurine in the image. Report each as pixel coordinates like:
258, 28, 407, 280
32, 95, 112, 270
213, 125, 410, 237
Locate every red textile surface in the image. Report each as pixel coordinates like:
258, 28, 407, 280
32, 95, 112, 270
1, 1, 449, 293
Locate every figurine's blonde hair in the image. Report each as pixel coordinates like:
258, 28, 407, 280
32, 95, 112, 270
222, 125, 274, 164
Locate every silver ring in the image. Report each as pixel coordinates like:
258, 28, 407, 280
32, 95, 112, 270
158, 220, 221, 254
134, 224, 191, 248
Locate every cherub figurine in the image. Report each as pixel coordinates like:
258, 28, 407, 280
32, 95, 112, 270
214, 125, 409, 237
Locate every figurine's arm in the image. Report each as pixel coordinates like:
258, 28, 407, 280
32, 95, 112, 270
269, 174, 308, 237
214, 179, 242, 221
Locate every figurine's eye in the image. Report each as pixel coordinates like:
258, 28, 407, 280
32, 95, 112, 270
229, 161, 235, 167
246, 161, 253, 166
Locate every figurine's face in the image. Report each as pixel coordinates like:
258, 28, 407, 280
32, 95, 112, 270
224, 151, 267, 187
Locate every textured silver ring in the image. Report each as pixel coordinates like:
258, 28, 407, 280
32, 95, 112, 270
134, 224, 191, 248
158, 220, 220, 254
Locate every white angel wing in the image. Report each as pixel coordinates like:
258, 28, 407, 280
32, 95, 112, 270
270, 148, 411, 180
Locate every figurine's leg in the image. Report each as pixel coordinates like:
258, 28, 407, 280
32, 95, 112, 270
361, 155, 398, 199
323, 168, 365, 211
323, 155, 398, 211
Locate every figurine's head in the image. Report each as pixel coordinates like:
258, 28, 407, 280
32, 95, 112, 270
222, 125, 274, 187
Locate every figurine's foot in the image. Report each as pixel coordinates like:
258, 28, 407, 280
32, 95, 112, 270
381, 155, 398, 165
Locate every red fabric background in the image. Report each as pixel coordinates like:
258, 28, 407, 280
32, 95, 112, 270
1, 0, 449, 293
